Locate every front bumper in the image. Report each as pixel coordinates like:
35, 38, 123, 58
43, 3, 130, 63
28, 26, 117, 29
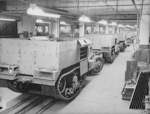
0, 69, 59, 86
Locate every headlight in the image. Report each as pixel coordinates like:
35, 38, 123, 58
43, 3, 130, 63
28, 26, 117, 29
9, 68, 13, 74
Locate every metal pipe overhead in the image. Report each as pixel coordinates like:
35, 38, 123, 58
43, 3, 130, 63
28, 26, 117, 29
55, 3, 150, 8
55, 0, 141, 3
131, 0, 140, 15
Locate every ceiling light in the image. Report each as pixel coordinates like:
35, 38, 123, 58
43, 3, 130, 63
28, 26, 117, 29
125, 25, 134, 29
27, 4, 61, 18
134, 25, 137, 28
60, 21, 69, 25
78, 15, 92, 23
109, 22, 117, 26
0, 17, 16, 21
98, 20, 108, 25
118, 24, 124, 28
36, 19, 49, 24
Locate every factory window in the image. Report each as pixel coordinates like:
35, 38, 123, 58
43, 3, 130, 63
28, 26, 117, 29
85, 24, 92, 34
0, 21, 18, 38
60, 21, 79, 39
60, 25, 72, 37
93, 25, 99, 34
35, 23, 49, 36
99, 25, 106, 34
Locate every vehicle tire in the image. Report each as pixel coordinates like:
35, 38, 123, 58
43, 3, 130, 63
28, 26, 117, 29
7, 81, 28, 92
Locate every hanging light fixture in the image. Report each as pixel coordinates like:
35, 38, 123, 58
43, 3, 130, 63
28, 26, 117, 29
109, 22, 117, 26
98, 20, 108, 25
125, 25, 134, 29
36, 19, 49, 24
27, 4, 61, 18
0, 17, 16, 21
118, 24, 124, 28
78, 15, 92, 23
60, 21, 69, 25
77, 0, 92, 23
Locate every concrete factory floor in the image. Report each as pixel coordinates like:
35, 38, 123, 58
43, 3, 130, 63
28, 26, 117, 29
59, 45, 143, 114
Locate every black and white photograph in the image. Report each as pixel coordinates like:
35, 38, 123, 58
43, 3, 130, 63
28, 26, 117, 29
0, 0, 149, 114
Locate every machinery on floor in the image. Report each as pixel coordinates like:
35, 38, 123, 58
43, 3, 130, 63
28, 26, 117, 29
122, 1, 150, 109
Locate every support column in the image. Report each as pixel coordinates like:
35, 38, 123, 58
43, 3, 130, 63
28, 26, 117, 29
79, 23, 85, 37
134, 1, 150, 63
139, 0, 150, 45
53, 19, 60, 39
105, 25, 109, 34
139, 0, 150, 46
139, 15, 150, 45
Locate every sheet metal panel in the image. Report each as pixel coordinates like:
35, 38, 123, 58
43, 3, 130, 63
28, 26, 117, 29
0, 38, 59, 75
86, 34, 116, 49
59, 40, 80, 70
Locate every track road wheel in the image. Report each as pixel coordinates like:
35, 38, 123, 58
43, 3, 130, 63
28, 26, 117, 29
7, 81, 28, 92
56, 71, 81, 101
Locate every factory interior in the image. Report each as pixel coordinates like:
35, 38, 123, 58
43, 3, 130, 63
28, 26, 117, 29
0, 0, 149, 114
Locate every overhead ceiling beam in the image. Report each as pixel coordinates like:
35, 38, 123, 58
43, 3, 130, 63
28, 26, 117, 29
93, 14, 137, 21
55, 3, 150, 8
55, 0, 136, 3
